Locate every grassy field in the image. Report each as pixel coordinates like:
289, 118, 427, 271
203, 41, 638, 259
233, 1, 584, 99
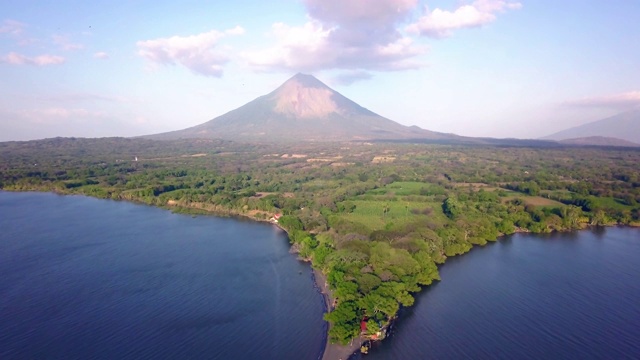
366, 181, 446, 197
590, 196, 634, 211
337, 182, 450, 231
341, 199, 443, 231
542, 190, 634, 211
501, 195, 565, 207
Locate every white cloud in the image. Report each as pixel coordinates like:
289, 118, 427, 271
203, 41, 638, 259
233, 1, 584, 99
563, 91, 640, 109
244, 0, 425, 77
1, 52, 65, 66
244, 21, 331, 71
224, 26, 245, 36
52, 34, 84, 51
93, 51, 109, 59
136, 26, 245, 77
305, 0, 417, 28
132, 0, 517, 80
0, 19, 26, 35
331, 70, 374, 86
0, 19, 37, 46
407, 0, 521, 38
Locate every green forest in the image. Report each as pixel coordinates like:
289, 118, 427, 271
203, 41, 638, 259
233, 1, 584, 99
2, 137, 639, 344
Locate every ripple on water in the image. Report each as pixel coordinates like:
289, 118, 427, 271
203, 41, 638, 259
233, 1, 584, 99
0, 192, 324, 360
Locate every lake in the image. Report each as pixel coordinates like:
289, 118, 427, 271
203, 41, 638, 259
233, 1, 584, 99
363, 227, 640, 359
2, 192, 639, 360
0, 191, 325, 359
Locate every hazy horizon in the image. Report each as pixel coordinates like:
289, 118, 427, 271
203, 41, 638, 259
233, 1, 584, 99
1, 1, 639, 142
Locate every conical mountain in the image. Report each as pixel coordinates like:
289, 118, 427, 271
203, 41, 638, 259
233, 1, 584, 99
148, 73, 456, 142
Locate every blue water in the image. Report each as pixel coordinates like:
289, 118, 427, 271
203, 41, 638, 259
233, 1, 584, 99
0, 191, 324, 359
364, 228, 640, 359
3, 192, 639, 360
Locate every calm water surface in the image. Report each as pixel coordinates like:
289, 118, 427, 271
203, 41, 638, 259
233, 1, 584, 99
3, 191, 639, 360
0, 191, 324, 359
365, 227, 640, 359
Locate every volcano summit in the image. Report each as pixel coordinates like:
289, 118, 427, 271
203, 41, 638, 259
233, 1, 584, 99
148, 73, 455, 142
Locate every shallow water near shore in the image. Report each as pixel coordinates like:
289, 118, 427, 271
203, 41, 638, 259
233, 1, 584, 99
362, 227, 640, 359
0, 191, 324, 359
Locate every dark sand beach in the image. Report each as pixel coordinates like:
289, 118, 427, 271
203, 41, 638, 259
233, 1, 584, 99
313, 269, 363, 360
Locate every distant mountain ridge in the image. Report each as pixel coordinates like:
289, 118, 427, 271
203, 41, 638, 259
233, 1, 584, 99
544, 109, 640, 144
147, 73, 459, 142
559, 136, 640, 147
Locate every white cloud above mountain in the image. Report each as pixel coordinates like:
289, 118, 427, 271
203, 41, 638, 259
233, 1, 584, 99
244, 0, 424, 74
407, 0, 522, 38
136, 26, 245, 77
126, 1, 519, 81
331, 70, 374, 86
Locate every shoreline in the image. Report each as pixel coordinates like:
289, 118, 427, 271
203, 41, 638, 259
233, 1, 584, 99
165, 199, 354, 359
5, 189, 640, 359
312, 268, 363, 360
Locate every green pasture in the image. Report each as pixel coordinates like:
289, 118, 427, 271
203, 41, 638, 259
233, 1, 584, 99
338, 198, 446, 231
366, 181, 447, 197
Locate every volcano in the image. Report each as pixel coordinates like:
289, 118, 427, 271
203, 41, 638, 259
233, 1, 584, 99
148, 73, 457, 142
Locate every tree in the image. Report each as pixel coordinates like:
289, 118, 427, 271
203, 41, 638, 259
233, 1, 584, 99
442, 197, 461, 219
561, 205, 583, 229
497, 219, 515, 235
357, 274, 382, 293
335, 281, 360, 302
324, 301, 360, 344
590, 210, 609, 226
358, 293, 398, 319
365, 319, 380, 337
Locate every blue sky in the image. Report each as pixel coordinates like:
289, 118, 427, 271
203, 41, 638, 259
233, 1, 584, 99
1, 0, 639, 141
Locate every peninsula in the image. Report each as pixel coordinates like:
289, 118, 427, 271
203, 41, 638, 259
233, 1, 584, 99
1, 136, 639, 359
